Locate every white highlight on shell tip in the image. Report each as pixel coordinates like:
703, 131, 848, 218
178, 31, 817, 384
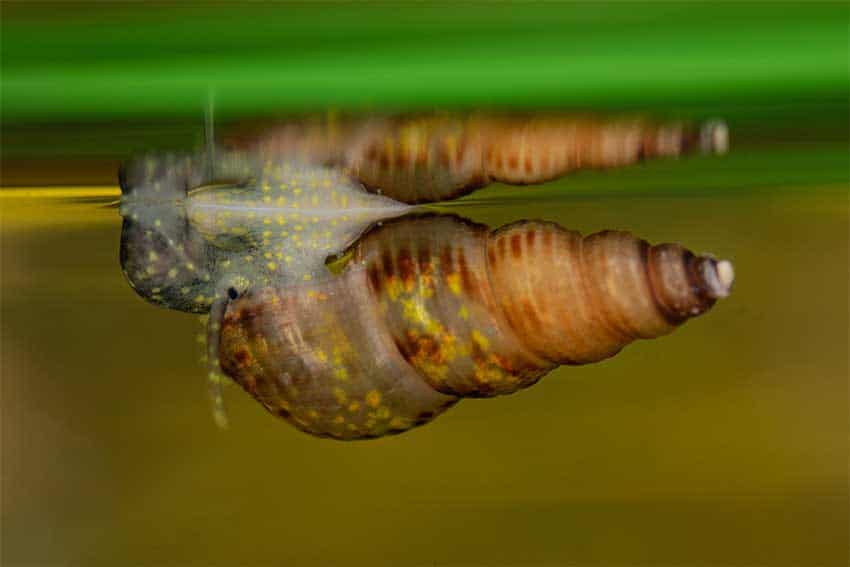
700, 119, 729, 155
703, 258, 735, 299
716, 260, 735, 293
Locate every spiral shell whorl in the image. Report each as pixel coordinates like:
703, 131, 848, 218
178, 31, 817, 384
487, 222, 732, 365
486, 222, 628, 365
219, 277, 458, 440
356, 215, 554, 398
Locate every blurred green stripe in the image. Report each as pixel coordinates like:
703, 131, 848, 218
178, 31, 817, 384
2, 2, 846, 122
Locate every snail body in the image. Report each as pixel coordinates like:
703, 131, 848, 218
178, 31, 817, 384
119, 155, 410, 314
218, 214, 733, 440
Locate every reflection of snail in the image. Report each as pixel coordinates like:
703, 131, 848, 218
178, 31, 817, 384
229, 112, 730, 202
218, 214, 733, 440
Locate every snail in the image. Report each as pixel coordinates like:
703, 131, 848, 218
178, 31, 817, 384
218, 213, 734, 440
116, 111, 733, 436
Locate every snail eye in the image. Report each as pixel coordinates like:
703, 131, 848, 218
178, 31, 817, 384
227, 287, 239, 300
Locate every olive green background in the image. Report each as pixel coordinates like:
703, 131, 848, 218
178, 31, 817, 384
1, 2, 848, 566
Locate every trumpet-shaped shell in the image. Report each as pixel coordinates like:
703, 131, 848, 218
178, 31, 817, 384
218, 214, 733, 440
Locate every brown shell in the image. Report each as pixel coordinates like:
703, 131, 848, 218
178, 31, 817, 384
218, 214, 732, 440
226, 112, 725, 204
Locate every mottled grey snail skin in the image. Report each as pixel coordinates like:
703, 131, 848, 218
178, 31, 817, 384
218, 214, 734, 441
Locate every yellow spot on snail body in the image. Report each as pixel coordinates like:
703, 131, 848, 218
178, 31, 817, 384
332, 387, 347, 404
446, 273, 462, 296
385, 277, 403, 301
471, 329, 490, 350
365, 390, 381, 408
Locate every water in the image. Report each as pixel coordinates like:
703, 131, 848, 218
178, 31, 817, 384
2, 126, 847, 564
